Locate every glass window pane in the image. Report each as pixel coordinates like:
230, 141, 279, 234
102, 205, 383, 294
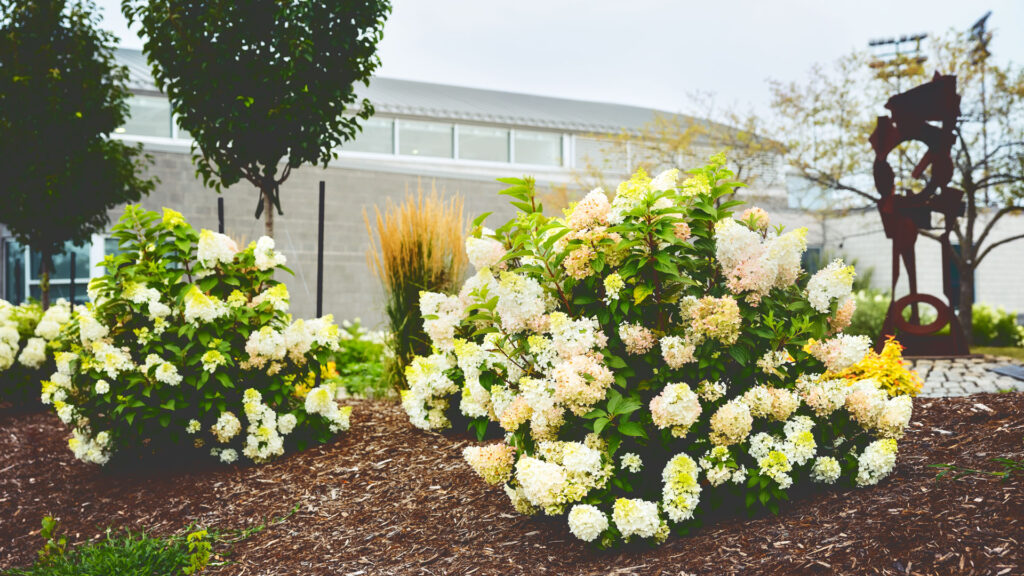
345, 117, 394, 154
30, 284, 88, 303
104, 237, 121, 257
459, 125, 509, 162
4, 239, 25, 303
175, 117, 192, 140
575, 137, 627, 172
399, 120, 453, 158
30, 241, 90, 281
515, 130, 562, 166
118, 95, 171, 137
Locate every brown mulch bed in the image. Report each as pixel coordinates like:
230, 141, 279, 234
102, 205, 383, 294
1, 395, 1022, 576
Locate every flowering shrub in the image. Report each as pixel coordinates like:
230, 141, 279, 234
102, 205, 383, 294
44, 206, 350, 466
0, 299, 72, 404
294, 319, 390, 399
403, 155, 917, 546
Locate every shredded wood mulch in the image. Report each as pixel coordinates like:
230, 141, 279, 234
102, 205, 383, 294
1, 394, 1022, 576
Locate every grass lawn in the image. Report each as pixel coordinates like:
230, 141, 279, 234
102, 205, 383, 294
972, 346, 1024, 362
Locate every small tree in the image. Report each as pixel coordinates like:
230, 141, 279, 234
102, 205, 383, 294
0, 0, 155, 308
575, 93, 786, 199
123, 0, 392, 237
771, 29, 1024, 341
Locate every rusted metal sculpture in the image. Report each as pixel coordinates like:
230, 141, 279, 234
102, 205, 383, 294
870, 72, 968, 355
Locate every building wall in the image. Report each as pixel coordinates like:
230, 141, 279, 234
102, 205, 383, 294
115, 150, 524, 328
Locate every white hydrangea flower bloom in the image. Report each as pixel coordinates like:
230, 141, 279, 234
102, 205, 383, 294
17, 337, 47, 368
465, 229, 507, 270
620, 452, 643, 473
515, 456, 567, 511
856, 439, 899, 486
254, 236, 287, 270
662, 453, 701, 522
611, 498, 661, 540
197, 229, 238, 268
568, 504, 608, 542
811, 456, 842, 484
806, 259, 856, 313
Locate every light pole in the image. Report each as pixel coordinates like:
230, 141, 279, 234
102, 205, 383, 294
970, 12, 992, 205
868, 34, 928, 188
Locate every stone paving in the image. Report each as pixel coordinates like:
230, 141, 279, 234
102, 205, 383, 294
910, 355, 1024, 397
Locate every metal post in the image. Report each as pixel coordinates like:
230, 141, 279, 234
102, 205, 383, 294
69, 251, 75, 306
317, 181, 325, 318
315, 181, 326, 387
217, 197, 225, 234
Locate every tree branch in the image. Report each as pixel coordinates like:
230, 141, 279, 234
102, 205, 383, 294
977, 233, 1024, 265
976, 205, 1024, 250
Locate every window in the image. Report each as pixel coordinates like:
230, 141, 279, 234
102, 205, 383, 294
3, 239, 25, 304
459, 125, 509, 162
117, 95, 172, 137
515, 130, 562, 166
801, 246, 822, 276
345, 117, 394, 154
175, 116, 192, 140
2, 238, 106, 304
575, 137, 627, 172
399, 120, 453, 158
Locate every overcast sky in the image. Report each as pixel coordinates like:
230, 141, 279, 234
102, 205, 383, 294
96, 0, 1023, 116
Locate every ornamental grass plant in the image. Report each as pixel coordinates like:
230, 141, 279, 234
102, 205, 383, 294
365, 183, 467, 390
0, 299, 72, 405
43, 206, 351, 467
401, 154, 919, 547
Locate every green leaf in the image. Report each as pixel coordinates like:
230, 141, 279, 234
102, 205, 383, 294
594, 417, 610, 435
606, 354, 627, 369
472, 212, 493, 227
728, 346, 749, 365
215, 372, 234, 389
633, 284, 654, 304
468, 418, 488, 442
606, 392, 622, 415
618, 421, 647, 438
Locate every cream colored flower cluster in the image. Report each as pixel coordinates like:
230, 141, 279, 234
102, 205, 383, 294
0, 299, 70, 376
399, 160, 918, 547
42, 207, 351, 467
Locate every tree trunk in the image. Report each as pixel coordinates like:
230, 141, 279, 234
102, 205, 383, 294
958, 266, 975, 348
39, 249, 51, 310
263, 186, 274, 238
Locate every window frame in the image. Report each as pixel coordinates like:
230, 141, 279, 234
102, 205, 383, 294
2, 234, 108, 304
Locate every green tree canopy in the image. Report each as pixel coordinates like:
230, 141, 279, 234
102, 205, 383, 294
122, 0, 392, 236
0, 0, 155, 308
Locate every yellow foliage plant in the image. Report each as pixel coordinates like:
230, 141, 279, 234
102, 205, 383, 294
828, 336, 923, 397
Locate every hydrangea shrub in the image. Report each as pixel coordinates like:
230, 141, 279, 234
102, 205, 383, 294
0, 299, 72, 404
402, 155, 917, 546
45, 206, 350, 465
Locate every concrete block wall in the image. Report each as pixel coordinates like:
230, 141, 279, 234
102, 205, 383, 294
113, 152, 518, 328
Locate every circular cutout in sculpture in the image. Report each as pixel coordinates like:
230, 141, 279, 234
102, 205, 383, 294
891, 293, 950, 335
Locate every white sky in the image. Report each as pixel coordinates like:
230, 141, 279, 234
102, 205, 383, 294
96, 0, 1024, 117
